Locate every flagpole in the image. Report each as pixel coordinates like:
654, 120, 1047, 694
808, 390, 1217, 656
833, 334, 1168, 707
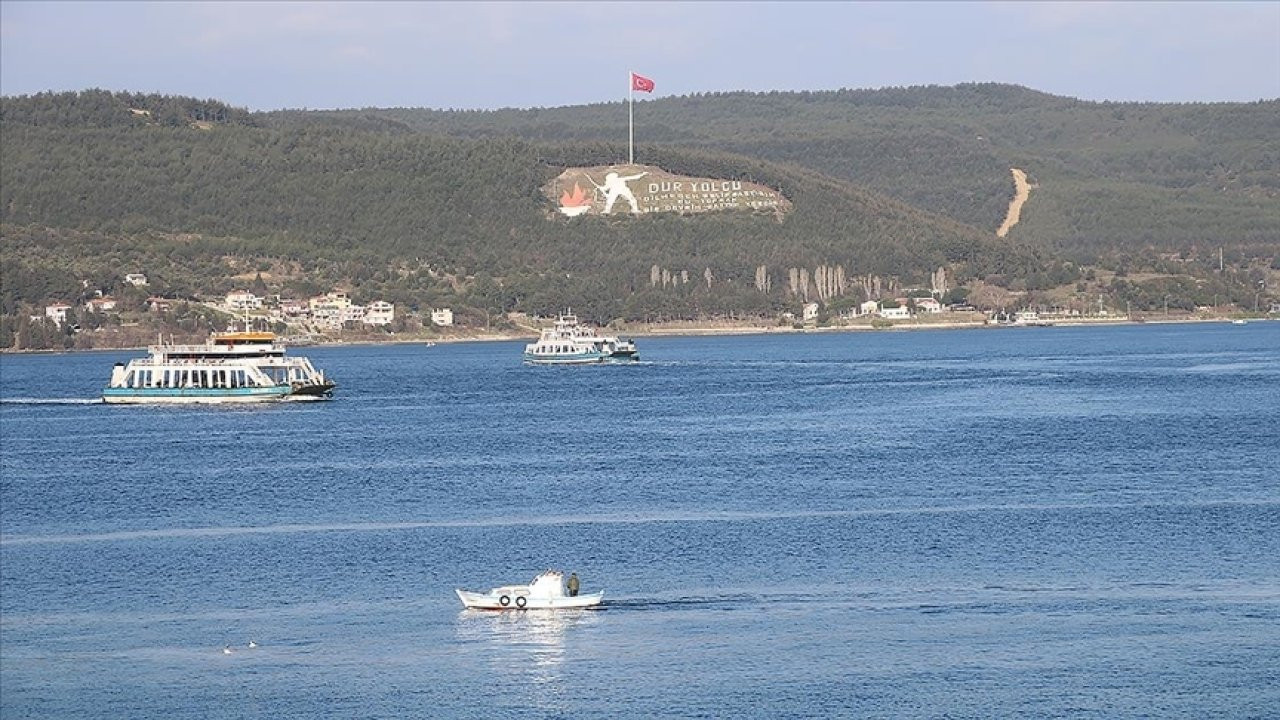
628, 71, 634, 165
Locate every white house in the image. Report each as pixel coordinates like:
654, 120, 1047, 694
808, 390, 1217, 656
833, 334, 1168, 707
309, 292, 352, 313
84, 297, 118, 313
225, 290, 262, 311
340, 305, 366, 324
279, 299, 309, 317
431, 308, 454, 327
802, 302, 820, 323
124, 273, 149, 287
859, 300, 880, 317
878, 305, 910, 319
147, 297, 176, 312
914, 297, 943, 313
45, 303, 72, 325
308, 292, 353, 329
364, 301, 395, 326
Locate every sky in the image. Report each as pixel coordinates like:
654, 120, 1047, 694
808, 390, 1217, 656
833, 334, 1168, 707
2, 1, 1278, 111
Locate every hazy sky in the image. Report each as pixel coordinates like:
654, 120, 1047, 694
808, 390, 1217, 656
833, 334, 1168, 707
2, 1, 1277, 110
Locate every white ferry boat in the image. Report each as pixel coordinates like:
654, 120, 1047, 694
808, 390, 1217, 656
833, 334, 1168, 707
102, 328, 336, 404
523, 311, 638, 365
1012, 310, 1053, 327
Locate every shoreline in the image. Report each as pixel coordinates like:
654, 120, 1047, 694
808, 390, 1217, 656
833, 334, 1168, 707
1, 315, 1269, 356
630, 315, 1267, 338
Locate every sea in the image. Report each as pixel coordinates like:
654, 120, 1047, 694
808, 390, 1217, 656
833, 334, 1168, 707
1, 322, 1278, 719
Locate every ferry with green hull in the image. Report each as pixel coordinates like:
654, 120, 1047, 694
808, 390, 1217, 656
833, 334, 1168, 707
103, 329, 336, 404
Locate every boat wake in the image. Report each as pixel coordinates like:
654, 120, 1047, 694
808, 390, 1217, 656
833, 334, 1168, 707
606, 595, 754, 610
0, 397, 102, 405
7, 499, 1276, 546
606, 592, 820, 611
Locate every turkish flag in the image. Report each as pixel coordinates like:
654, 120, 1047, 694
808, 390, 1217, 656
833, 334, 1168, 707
631, 73, 655, 93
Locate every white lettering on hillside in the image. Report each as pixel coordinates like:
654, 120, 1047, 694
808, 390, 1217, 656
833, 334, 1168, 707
551, 167, 787, 218
639, 180, 779, 213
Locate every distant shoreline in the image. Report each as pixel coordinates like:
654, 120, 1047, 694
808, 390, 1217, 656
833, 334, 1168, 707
627, 315, 1266, 339
1, 315, 1269, 356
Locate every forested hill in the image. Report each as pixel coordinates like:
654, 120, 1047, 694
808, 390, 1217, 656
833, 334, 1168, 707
0, 88, 256, 129
262, 83, 1280, 259
1, 86, 1276, 352
2, 89, 1034, 329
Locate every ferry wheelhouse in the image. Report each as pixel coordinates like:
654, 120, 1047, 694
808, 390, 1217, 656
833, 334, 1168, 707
103, 329, 336, 404
522, 312, 638, 365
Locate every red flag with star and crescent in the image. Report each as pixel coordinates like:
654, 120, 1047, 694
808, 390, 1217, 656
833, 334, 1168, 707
631, 73, 655, 93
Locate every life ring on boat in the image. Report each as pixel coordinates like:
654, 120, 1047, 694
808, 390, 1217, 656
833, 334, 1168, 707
499, 595, 511, 607
515, 596, 527, 608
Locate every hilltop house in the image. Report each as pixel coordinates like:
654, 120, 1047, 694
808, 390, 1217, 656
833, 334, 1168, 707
147, 297, 176, 312
309, 292, 351, 313
225, 290, 262, 311
124, 273, 149, 287
44, 303, 72, 325
279, 299, 309, 317
310, 292, 357, 329
84, 297, 118, 313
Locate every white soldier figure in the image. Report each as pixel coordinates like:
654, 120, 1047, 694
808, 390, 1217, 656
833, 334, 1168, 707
589, 170, 648, 214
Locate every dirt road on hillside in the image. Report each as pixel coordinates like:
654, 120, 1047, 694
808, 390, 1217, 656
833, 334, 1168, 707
996, 168, 1031, 238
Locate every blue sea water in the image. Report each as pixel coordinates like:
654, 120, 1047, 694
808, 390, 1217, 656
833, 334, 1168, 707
2, 323, 1278, 719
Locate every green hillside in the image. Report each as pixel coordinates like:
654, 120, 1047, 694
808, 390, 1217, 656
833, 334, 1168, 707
263, 83, 1280, 257
2, 90, 1035, 345
1, 86, 1276, 351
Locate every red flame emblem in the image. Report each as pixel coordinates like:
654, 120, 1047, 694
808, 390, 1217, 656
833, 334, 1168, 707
560, 182, 591, 207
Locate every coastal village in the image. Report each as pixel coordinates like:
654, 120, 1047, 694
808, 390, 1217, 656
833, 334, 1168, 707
24, 271, 454, 350
18, 268, 1276, 353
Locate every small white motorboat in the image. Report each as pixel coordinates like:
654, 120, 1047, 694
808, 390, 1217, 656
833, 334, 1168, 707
455, 570, 603, 610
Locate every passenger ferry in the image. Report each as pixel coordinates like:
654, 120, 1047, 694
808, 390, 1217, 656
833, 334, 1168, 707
1012, 309, 1054, 327
523, 312, 639, 365
103, 327, 336, 404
